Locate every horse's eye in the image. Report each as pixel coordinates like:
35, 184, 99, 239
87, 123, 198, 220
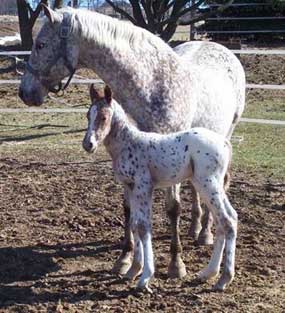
101, 116, 107, 122
37, 42, 45, 50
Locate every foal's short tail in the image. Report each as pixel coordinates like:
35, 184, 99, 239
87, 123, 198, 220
224, 139, 232, 192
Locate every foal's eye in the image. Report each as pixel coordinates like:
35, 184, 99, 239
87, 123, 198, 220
36, 42, 45, 50
101, 116, 107, 122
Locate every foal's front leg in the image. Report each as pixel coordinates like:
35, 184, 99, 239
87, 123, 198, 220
127, 183, 154, 293
112, 186, 134, 275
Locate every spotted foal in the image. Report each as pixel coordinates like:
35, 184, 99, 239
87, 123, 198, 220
83, 85, 238, 293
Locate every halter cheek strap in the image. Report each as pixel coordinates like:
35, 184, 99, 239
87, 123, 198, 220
26, 12, 76, 94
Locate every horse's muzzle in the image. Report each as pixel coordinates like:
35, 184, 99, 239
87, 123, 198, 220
18, 86, 43, 106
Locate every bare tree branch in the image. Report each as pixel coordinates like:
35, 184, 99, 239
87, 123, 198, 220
179, 0, 234, 25
105, 0, 137, 24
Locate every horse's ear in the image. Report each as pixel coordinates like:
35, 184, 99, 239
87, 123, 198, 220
89, 84, 101, 102
104, 85, 112, 105
41, 4, 62, 24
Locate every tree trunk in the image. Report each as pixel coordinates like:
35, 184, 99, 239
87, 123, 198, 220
73, 0, 78, 8
53, 0, 64, 9
17, 0, 33, 50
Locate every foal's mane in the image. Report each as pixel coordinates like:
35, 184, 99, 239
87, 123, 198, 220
57, 7, 171, 52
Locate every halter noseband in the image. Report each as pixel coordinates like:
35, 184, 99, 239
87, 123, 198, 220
26, 13, 76, 94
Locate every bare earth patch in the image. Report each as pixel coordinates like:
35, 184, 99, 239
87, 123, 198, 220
0, 149, 284, 312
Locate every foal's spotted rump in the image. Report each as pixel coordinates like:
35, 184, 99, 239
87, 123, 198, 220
83, 85, 238, 293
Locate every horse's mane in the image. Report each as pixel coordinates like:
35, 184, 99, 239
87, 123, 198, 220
57, 7, 171, 52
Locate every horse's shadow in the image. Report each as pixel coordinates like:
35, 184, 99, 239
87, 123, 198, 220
0, 240, 132, 308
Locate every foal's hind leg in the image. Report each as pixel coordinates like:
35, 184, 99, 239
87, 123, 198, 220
189, 182, 202, 240
166, 184, 187, 279
196, 169, 231, 246
197, 205, 214, 245
195, 180, 237, 290
213, 196, 237, 291
112, 187, 134, 275
189, 183, 214, 245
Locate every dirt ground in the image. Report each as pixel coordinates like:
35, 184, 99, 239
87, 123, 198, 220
0, 19, 285, 313
0, 149, 284, 313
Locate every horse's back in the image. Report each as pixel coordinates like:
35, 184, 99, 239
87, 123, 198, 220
174, 41, 246, 135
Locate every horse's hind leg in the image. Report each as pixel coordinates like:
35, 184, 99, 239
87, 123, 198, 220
112, 187, 134, 275
166, 184, 187, 279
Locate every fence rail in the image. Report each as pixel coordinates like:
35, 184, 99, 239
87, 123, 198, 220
1, 49, 285, 56
0, 49, 284, 126
0, 108, 284, 126
0, 79, 284, 91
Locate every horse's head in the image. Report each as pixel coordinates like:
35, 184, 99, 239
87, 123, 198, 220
19, 5, 80, 106
83, 84, 113, 153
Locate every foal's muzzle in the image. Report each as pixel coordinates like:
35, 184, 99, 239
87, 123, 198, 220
82, 138, 97, 153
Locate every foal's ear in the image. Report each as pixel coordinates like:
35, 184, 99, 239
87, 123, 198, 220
41, 4, 62, 24
104, 85, 112, 105
89, 84, 101, 102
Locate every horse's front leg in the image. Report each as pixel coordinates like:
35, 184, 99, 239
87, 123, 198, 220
166, 184, 187, 279
112, 186, 134, 275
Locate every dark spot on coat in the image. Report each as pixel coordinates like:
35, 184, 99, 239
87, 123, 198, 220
185, 145, 189, 152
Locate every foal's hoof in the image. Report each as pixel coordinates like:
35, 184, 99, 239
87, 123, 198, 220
111, 253, 132, 276
212, 272, 234, 291
168, 258, 187, 279
197, 232, 214, 246
197, 268, 218, 282
125, 260, 142, 281
136, 285, 153, 295
189, 223, 202, 241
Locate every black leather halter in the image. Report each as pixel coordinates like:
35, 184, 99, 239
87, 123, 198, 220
26, 13, 76, 94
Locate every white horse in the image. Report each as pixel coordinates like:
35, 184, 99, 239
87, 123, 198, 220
83, 84, 237, 293
18, 5, 245, 279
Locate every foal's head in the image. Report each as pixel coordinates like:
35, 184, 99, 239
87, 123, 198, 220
82, 84, 113, 153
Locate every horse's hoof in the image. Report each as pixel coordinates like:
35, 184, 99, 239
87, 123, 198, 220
111, 254, 132, 276
125, 260, 142, 281
197, 232, 214, 246
168, 258, 187, 279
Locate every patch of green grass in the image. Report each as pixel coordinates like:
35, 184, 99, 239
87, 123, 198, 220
232, 123, 285, 179
244, 92, 285, 121
1, 111, 285, 180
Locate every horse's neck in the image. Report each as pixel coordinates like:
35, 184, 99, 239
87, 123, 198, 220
104, 102, 138, 157
76, 11, 180, 106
